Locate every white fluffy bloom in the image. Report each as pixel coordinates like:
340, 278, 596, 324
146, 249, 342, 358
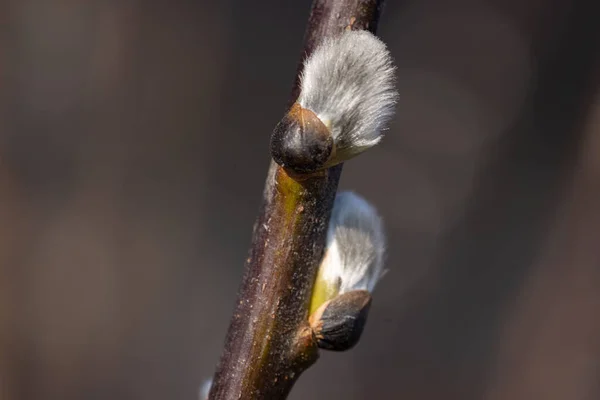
199, 378, 212, 400
298, 30, 398, 160
319, 191, 386, 294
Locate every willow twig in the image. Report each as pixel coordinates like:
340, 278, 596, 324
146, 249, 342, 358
209, 1, 385, 399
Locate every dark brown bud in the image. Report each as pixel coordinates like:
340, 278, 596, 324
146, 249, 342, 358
308, 290, 372, 352
270, 103, 334, 174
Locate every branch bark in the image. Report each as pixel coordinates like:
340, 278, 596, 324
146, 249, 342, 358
208, 1, 385, 399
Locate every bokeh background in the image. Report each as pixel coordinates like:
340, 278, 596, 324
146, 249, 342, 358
1, 0, 599, 399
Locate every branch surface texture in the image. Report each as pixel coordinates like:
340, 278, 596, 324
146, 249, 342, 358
209, 1, 388, 398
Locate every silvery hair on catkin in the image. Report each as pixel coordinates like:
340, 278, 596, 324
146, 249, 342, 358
321, 191, 386, 294
199, 379, 212, 400
298, 30, 398, 158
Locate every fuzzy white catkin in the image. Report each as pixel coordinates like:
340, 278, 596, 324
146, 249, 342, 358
298, 30, 398, 158
199, 378, 212, 400
320, 191, 386, 294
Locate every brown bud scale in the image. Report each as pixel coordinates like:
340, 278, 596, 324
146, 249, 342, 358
270, 103, 334, 174
309, 290, 372, 351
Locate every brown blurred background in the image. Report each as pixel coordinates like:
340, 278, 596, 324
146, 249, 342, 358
1, 0, 599, 399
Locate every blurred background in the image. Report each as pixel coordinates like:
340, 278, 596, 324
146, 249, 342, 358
1, 0, 599, 399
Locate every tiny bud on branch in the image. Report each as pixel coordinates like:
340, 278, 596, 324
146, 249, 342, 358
271, 30, 398, 174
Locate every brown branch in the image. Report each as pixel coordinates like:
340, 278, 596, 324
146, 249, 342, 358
208, 1, 385, 399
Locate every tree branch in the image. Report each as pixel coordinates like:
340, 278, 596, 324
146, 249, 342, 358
208, 1, 385, 399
